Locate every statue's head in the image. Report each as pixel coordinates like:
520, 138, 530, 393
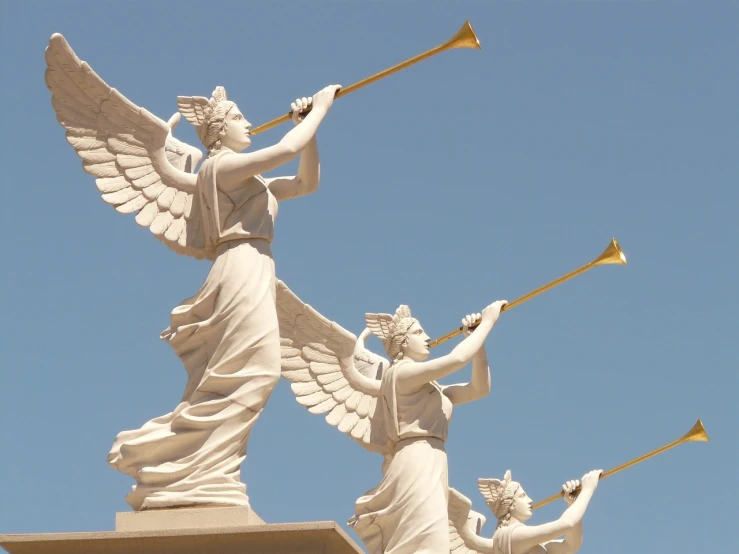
177, 86, 251, 156
479, 470, 533, 528
365, 306, 430, 363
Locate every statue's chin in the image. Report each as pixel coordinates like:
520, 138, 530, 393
407, 351, 430, 362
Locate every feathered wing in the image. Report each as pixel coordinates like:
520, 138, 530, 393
45, 33, 209, 259
448, 487, 494, 554
276, 280, 388, 452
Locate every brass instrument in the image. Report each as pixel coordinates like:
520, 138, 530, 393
532, 419, 710, 510
429, 238, 627, 348
251, 21, 481, 135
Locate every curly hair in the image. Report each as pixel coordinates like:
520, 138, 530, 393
200, 100, 236, 157
386, 316, 417, 362
365, 305, 417, 362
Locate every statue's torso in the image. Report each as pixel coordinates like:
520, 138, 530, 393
198, 152, 278, 250
390, 361, 453, 443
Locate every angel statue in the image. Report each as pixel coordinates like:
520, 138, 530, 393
277, 279, 507, 554
447, 469, 602, 554
45, 33, 342, 511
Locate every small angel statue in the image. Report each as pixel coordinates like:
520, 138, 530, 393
448, 469, 602, 554
45, 34, 340, 510
277, 280, 507, 554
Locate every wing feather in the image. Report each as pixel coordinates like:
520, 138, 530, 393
142, 182, 167, 200
150, 211, 174, 235
291, 382, 322, 396
325, 404, 347, 426
125, 164, 156, 180
316, 372, 344, 385
296, 390, 330, 407
67, 134, 106, 150
356, 395, 374, 418
156, 187, 177, 209
170, 191, 188, 217
132, 171, 161, 189
135, 202, 159, 226
322, 377, 349, 393
350, 417, 370, 439
164, 217, 186, 241
102, 187, 140, 205
308, 397, 338, 414
337, 412, 360, 433
78, 148, 116, 164
96, 176, 128, 193
115, 195, 148, 214
283, 357, 309, 371
282, 368, 312, 383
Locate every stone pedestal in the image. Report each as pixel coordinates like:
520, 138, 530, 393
0, 522, 363, 554
115, 506, 264, 531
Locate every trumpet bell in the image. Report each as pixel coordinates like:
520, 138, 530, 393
681, 419, 710, 443
445, 21, 481, 50
592, 238, 627, 266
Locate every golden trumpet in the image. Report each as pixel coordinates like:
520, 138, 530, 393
251, 21, 481, 135
532, 419, 710, 510
429, 238, 627, 348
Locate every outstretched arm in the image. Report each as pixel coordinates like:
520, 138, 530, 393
538, 481, 585, 554
218, 85, 340, 190
540, 522, 583, 554
396, 301, 506, 393
442, 314, 491, 405
511, 471, 600, 554
266, 97, 321, 201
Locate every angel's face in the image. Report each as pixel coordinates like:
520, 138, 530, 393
510, 486, 533, 522
220, 106, 252, 151
402, 320, 430, 361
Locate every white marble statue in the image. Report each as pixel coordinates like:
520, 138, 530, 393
277, 280, 507, 554
45, 33, 341, 510
448, 470, 602, 554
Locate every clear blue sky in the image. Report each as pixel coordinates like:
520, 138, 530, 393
1, 2, 736, 553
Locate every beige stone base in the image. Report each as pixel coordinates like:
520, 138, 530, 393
115, 505, 264, 531
0, 522, 363, 554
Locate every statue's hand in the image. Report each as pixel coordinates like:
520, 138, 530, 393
481, 300, 507, 327
291, 97, 313, 125
461, 313, 482, 337
312, 84, 342, 113
562, 479, 580, 505
581, 469, 602, 492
